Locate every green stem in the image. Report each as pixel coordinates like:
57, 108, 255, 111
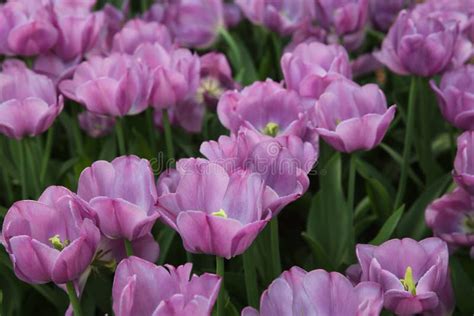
395, 76, 418, 208
218, 28, 242, 70
348, 154, 357, 212
242, 250, 258, 308
40, 127, 54, 186
66, 282, 82, 316
124, 239, 133, 257
270, 217, 281, 277
216, 256, 225, 316
146, 108, 156, 154
24, 139, 40, 197
162, 110, 175, 165
115, 118, 126, 155
17, 140, 27, 199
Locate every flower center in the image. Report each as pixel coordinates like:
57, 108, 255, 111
462, 214, 474, 233
196, 77, 222, 103
262, 122, 279, 137
49, 234, 70, 251
400, 266, 417, 295
211, 208, 228, 218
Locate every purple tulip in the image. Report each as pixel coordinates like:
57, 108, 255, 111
284, 22, 328, 53
374, 9, 472, 77
351, 52, 384, 78
200, 127, 315, 214
1, 186, 100, 285
313, 78, 396, 153
98, 234, 160, 264
77, 156, 160, 242
314, 0, 369, 36
430, 65, 474, 130
112, 19, 173, 55
0, 0, 57, 56
89, 3, 127, 56
224, 3, 242, 27
33, 53, 80, 84
281, 42, 352, 101
113, 256, 221, 316
197, 52, 238, 109
426, 187, 474, 254
236, 0, 315, 35
217, 79, 310, 140
454, 131, 474, 194
156, 158, 272, 259
242, 267, 383, 316
59, 53, 152, 117
356, 238, 454, 315
0, 60, 64, 140
134, 43, 200, 110
153, 99, 205, 133
162, 0, 224, 48
369, 0, 411, 32
78, 111, 116, 138
142, 3, 165, 24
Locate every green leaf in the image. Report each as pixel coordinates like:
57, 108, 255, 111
370, 205, 405, 245
365, 177, 393, 220
355, 158, 396, 197
301, 232, 334, 271
450, 257, 474, 314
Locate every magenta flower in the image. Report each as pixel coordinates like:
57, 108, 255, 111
112, 19, 173, 54
134, 43, 200, 110
0, 60, 63, 140
313, 78, 396, 153
356, 238, 454, 315
163, 0, 224, 48
0, 0, 57, 56
224, 3, 242, 27
236, 0, 315, 35
197, 52, 238, 109
426, 187, 474, 254
1, 186, 100, 285
374, 10, 471, 77
284, 22, 328, 53
351, 53, 384, 78
281, 42, 352, 101
78, 111, 116, 138
217, 79, 310, 140
454, 131, 474, 194
89, 3, 127, 56
156, 158, 272, 259
369, 0, 411, 31
113, 257, 221, 316
153, 99, 205, 133
59, 54, 152, 117
242, 267, 383, 316
33, 53, 80, 84
98, 234, 160, 264
77, 156, 160, 243
430, 65, 474, 130
200, 127, 315, 214
314, 0, 369, 36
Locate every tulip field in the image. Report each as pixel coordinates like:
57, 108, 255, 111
1, 0, 474, 315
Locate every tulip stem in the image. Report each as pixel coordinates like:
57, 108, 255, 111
124, 239, 133, 257
216, 256, 225, 316
395, 76, 418, 208
243, 250, 259, 308
348, 154, 357, 212
24, 139, 40, 197
40, 127, 54, 187
270, 217, 281, 277
16, 140, 27, 199
115, 118, 126, 155
162, 109, 175, 165
218, 28, 242, 71
66, 282, 82, 316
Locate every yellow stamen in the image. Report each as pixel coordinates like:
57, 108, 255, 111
400, 266, 416, 295
212, 209, 228, 218
263, 122, 279, 137
49, 234, 70, 251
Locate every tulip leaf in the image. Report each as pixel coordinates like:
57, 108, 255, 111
301, 232, 334, 271
370, 205, 405, 245
365, 177, 394, 220
450, 257, 474, 314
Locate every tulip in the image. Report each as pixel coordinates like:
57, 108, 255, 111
98, 234, 160, 264
59, 54, 152, 117
89, 3, 127, 56
369, 0, 411, 32
153, 99, 205, 133
0, 60, 64, 139
134, 43, 200, 110
1, 186, 100, 285
162, 0, 224, 48
351, 52, 384, 78
156, 158, 272, 259
113, 256, 221, 316
374, 10, 471, 77
112, 19, 173, 55
242, 267, 383, 316
430, 65, 474, 130
197, 52, 238, 109
313, 78, 396, 153
454, 131, 474, 194
217, 79, 310, 140
0, 0, 57, 56
200, 127, 315, 214
314, 0, 369, 36
33, 53, 80, 84
356, 238, 454, 315
284, 22, 328, 53
78, 111, 116, 138
77, 156, 160, 244
236, 0, 315, 35
224, 3, 242, 27
426, 187, 474, 254
281, 42, 352, 101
